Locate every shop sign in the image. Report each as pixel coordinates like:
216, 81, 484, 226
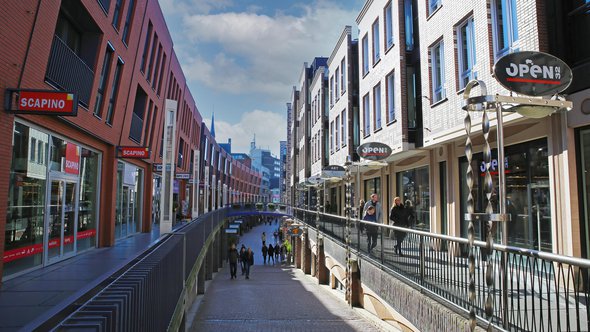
5, 89, 78, 116
225, 228, 238, 234
357, 142, 392, 161
64, 143, 80, 175
322, 165, 345, 178
119, 146, 150, 158
153, 163, 172, 172
493, 51, 573, 96
176, 173, 191, 180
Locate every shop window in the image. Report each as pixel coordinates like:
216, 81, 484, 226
459, 139, 551, 251
77, 148, 99, 251
396, 166, 430, 231
3, 123, 48, 276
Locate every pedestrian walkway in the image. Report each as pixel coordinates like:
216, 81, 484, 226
188, 221, 395, 332
0, 229, 161, 332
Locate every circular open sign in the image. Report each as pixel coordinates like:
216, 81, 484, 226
357, 142, 392, 161
493, 51, 572, 96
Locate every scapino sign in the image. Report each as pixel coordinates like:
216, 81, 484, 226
357, 142, 392, 161
118, 146, 150, 158
5, 89, 78, 116
493, 51, 572, 96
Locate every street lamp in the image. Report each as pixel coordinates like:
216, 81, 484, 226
463, 76, 572, 331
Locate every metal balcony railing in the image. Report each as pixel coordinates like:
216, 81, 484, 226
45, 35, 94, 107
129, 112, 143, 143
293, 207, 590, 332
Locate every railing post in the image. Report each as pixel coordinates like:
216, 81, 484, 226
380, 227, 384, 264
419, 234, 425, 282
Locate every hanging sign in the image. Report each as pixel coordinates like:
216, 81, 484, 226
493, 51, 573, 96
322, 165, 345, 178
119, 146, 150, 158
5, 89, 78, 116
357, 142, 392, 161
175, 173, 190, 180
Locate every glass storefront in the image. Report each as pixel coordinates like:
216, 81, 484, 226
578, 128, 590, 259
396, 166, 430, 231
4, 122, 100, 278
115, 161, 143, 239
459, 138, 551, 251
363, 177, 381, 201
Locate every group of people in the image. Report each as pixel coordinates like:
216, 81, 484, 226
360, 194, 416, 256
261, 241, 286, 264
227, 244, 254, 279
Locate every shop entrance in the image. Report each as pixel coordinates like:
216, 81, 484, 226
45, 173, 79, 264
117, 185, 136, 238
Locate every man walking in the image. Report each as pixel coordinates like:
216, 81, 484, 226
363, 193, 382, 225
228, 244, 239, 279
245, 247, 254, 279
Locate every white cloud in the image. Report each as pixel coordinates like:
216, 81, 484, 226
159, 0, 234, 16
214, 109, 287, 157
176, 1, 358, 99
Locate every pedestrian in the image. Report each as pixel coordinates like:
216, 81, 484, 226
261, 232, 266, 245
389, 197, 407, 256
228, 243, 239, 279
239, 244, 247, 275
363, 205, 379, 253
245, 247, 254, 279
274, 243, 280, 262
268, 243, 275, 264
358, 199, 365, 219
262, 243, 268, 264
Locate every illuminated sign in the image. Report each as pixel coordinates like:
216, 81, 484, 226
119, 146, 150, 158
64, 143, 80, 175
5, 89, 78, 116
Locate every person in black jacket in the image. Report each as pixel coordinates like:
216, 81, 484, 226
239, 245, 247, 275
389, 197, 407, 256
228, 244, 239, 279
245, 247, 254, 279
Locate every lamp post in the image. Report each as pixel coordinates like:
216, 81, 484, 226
463, 74, 572, 330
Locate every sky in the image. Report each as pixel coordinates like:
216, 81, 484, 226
159, 0, 364, 157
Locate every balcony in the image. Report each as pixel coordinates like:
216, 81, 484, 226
45, 35, 94, 107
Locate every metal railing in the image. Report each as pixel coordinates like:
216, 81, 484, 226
294, 208, 590, 332
51, 209, 226, 331
45, 35, 94, 107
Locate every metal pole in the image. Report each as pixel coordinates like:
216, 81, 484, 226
496, 103, 509, 329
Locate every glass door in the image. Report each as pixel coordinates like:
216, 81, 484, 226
45, 175, 78, 264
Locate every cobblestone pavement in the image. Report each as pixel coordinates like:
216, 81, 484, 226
190, 221, 391, 332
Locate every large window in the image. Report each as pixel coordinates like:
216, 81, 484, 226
93, 44, 114, 117
340, 58, 346, 93
330, 76, 334, 108
492, 0, 518, 59
341, 109, 347, 148
457, 17, 476, 90
362, 34, 369, 76
404, 0, 414, 51
386, 71, 395, 124
373, 83, 382, 130
429, 0, 441, 16
384, 1, 394, 50
363, 93, 371, 137
330, 121, 334, 154
335, 68, 340, 101
77, 147, 100, 251
335, 115, 340, 150
106, 58, 123, 125
372, 19, 381, 65
397, 166, 430, 231
430, 40, 445, 103
459, 139, 551, 251
121, 0, 135, 44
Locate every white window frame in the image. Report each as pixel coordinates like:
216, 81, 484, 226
372, 19, 380, 65
430, 40, 445, 103
457, 17, 477, 90
386, 71, 395, 124
363, 93, 371, 137
340, 58, 346, 94
385, 1, 394, 49
373, 83, 382, 130
491, 0, 519, 59
362, 34, 369, 76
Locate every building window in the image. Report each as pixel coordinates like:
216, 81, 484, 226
121, 0, 135, 44
335, 68, 340, 101
373, 83, 382, 130
492, 0, 518, 59
98, 0, 111, 13
146, 34, 159, 82
457, 17, 477, 90
93, 44, 114, 118
362, 34, 369, 76
386, 71, 395, 123
129, 86, 147, 143
330, 76, 334, 108
404, 0, 414, 51
341, 109, 347, 147
330, 121, 334, 154
430, 40, 445, 103
340, 57, 346, 94
335, 115, 340, 150
363, 93, 371, 137
106, 58, 123, 125
112, 0, 123, 29
372, 19, 380, 65
429, 0, 442, 16
140, 22, 153, 73
384, 1, 394, 50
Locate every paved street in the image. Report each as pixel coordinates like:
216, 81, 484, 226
189, 222, 393, 332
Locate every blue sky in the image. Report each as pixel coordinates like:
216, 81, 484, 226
159, 0, 364, 156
